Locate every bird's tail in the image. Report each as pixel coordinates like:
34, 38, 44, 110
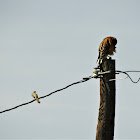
36, 98, 40, 103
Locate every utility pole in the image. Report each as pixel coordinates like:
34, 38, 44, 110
96, 59, 116, 140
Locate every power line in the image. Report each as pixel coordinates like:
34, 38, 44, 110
0, 78, 89, 114
116, 70, 140, 83
0, 70, 139, 114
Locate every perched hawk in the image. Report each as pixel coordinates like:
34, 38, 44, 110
97, 36, 117, 68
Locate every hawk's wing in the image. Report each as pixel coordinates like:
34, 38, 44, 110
97, 40, 110, 66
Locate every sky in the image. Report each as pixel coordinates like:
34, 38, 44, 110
0, 0, 140, 139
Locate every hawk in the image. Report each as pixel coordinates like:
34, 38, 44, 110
97, 36, 117, 68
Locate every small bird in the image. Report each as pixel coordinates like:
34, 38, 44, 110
32, 91, 40, 103
97, 36, 117, 68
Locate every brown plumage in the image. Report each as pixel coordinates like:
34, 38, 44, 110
97, 36, 117, 67
32, 91, 40, 103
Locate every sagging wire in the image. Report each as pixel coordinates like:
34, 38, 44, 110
115, 70, 140, 83
0, 78, 89, 114
109, 75, 128, 81
87, 69, 140, 83
0, 69, 140, 114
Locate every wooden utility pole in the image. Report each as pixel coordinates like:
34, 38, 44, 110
96, 59, 116, 140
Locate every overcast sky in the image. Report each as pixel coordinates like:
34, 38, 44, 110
0, 0, 140, 139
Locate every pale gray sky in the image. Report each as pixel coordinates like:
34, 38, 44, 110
0, 0, 140, 139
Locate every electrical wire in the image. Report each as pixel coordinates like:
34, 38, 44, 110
0, 79, 89, 114
0, 70, 140, 114
116, 70, 140, 83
